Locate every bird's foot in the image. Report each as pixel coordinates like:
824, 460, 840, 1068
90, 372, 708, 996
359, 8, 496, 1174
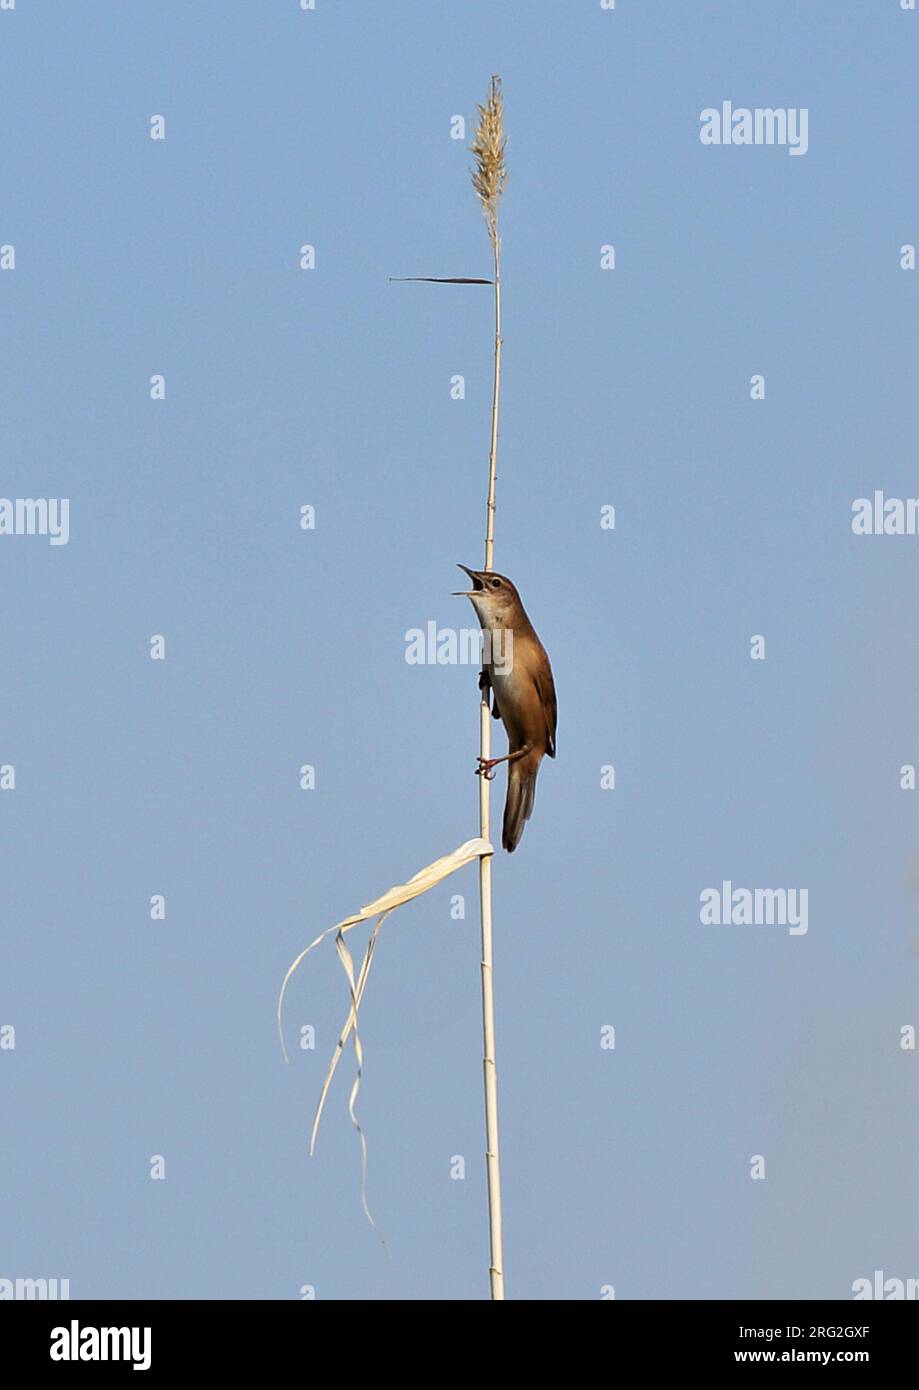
475, 756, 499, 780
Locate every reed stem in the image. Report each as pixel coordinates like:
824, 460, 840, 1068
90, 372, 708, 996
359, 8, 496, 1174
473, 75, 506, 1301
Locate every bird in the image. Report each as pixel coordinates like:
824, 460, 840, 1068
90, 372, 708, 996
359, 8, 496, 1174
454, 564, 557, 851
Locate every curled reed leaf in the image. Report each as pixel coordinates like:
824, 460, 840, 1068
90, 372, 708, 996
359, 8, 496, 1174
277, 838, 493, 1233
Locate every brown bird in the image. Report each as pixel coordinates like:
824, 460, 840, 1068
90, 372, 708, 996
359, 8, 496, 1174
455, 565, 557, 851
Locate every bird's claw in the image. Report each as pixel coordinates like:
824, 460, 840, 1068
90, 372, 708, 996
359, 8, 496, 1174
476, 757, 498, 781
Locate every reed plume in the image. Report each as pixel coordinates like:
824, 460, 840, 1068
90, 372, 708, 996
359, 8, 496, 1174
471, 76, 507, 258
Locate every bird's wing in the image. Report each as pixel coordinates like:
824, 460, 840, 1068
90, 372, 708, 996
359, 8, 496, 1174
534, 659, 557, 758
480, 667, 502, 721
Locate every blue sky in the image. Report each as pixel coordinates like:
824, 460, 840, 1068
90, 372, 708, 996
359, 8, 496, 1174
2, 1, 918, 1300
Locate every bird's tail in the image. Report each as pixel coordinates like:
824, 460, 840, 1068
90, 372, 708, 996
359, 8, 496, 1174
502, 752, 540, 852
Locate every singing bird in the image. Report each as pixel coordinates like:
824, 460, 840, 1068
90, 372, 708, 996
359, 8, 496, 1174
455, 564, 557, 852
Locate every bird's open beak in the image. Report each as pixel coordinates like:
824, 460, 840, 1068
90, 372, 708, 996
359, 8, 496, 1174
452, 563, 487, 596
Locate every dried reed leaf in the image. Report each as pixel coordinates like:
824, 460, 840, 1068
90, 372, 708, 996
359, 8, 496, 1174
277, 838, 493, 1229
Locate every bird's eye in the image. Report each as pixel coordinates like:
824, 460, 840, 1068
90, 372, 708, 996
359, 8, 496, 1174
491, 578, 501, 588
